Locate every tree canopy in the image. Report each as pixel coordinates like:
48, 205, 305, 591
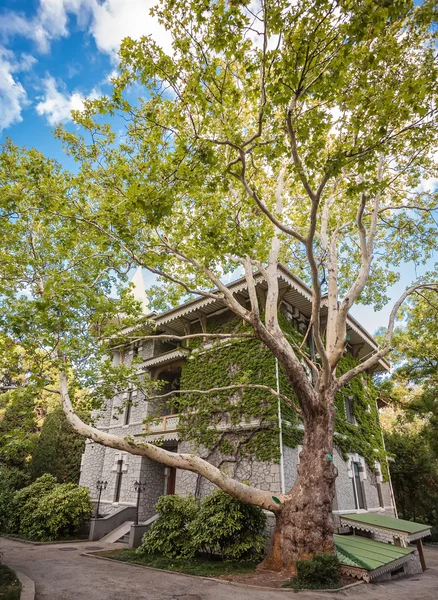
0, 0, 438, 569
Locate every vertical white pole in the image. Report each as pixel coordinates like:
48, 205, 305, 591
377, 399, 398, 518
276, 358, 286, 494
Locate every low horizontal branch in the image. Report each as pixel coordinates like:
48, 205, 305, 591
148, 384, 302, 416
109, 332, 255, 349
112, 332, 254, 344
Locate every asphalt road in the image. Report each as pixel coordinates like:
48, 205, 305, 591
1, 537, 437, 600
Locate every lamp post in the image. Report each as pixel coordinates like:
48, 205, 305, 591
95, 480, 108, 519
134, 481, 147, 525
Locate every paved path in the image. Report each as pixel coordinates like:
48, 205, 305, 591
1, 537, 437, 600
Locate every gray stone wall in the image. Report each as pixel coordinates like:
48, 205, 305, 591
381, 480, 395, 513
92, 397, 112, 429
174, 440, 283, 498
362, 465, 380, 510
79, 442, 106, 493
174, 441, 202, 497
282, 444, 300, 491
139, 457, 166, 521
333, 448, 356, 511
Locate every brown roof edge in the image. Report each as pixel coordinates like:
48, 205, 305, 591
113, 265, 390, 370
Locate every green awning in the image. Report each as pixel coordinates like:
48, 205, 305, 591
340, 513, 430, 538
335, 534, 414, 572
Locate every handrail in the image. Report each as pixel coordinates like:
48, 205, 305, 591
146, 414, 179, 434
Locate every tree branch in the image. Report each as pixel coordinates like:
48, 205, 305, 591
338, 283, 438, 386
147, 384, 302, 417
59, 370, 280, 511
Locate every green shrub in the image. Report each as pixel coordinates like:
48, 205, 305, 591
30, 408, 86, 484
188, 490, 266, 560
9, 473, 57, 533
21, 483, 92, 541
0, 475, 14, 533
137, 494, 198, 558
285, 553, 341, 590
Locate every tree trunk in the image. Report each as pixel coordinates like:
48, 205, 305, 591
261, 401, 337, 573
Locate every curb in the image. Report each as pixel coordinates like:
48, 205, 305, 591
16, 570, 35, 600
1, 534, 89, 546
81, 552, 365, 594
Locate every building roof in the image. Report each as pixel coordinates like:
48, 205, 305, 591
335, 533, 414, 572
151, 264, 390, 371
340, 513, 431, 540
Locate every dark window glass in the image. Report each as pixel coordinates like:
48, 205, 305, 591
114, 459, 123, 502
353, 462, 365, 509
124, 391, 133, 425
345, 397, 355, 424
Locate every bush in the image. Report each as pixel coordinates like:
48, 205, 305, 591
9, 473, 57, 533
8, 474, 92, 540
137, 494, 198, 558
138, 490, 267, 561
189, 490, 266, 560
0, 474, 14, 533
285, 553, 341, 590
30, 408, 86, 484
21, 483, 92, 541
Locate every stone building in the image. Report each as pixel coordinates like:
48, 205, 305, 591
79, 265, 397, 530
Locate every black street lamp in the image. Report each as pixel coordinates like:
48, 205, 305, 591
134, 481, 147, 525
95, 479, 108, 518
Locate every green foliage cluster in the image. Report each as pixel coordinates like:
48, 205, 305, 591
24, 483, 92, 541
285, 554, 341, 590
7, 473, 92, 541
335, 354, 388, 479
0, 470, 15, 533
0, 391, 38, 472
0, 564, 22, 600
138, 494, 198, 558
174, 313, 386, 475
385, 430, 438, 536
9, 473, 57, 533
188, 489, 266, 560
30, 407, 86, 484
175, 313, 302, 463
138, 490, 266, 560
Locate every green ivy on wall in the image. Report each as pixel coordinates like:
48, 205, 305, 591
173, 314, 388, 479
334, 354, 389, 480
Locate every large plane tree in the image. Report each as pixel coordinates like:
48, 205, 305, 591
1, 0, 438, 572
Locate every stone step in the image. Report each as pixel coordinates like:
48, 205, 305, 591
100, 520, 134, 543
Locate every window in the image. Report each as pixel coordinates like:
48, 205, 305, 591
114, 459, 124, 502
377, 482, 384, 508
375, 463, 384, 508
124, 391, 133, 425
352, 462, 366, 509
344, 397, 356, 424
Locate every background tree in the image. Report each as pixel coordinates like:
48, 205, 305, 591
378, 291, 438, 536
1, 0, 438, 572
29, 408, 87, 484
385, 430, 438, 528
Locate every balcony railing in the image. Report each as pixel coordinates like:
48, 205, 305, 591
146, 414, 179, 434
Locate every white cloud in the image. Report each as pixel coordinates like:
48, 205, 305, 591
90, 0, 172, 57
36, 75, 100, 125
0, 48, 29, 131
0, 0, 171, 58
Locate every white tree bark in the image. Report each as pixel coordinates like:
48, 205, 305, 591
59, 371, 280, 511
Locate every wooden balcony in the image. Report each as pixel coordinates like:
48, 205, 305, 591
146, 414, 179, 435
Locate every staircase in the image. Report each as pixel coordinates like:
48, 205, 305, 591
118, 532, 131, 545
100, 520, 134, 544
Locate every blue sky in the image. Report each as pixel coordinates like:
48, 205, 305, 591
0, 0, 168, 156
0, 0, 436, 336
